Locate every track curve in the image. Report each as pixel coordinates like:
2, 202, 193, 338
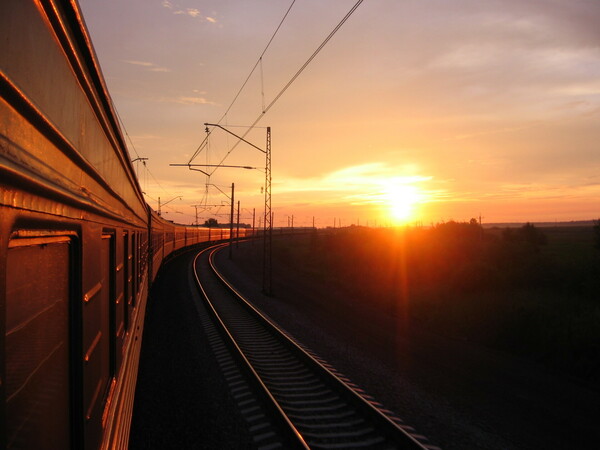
193, 244, 433, 449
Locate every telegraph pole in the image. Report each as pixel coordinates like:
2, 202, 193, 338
236, 200, 240, 248
158, 195, 182, 217
229, 183, 234, 259
172, 124, 271, 288
252, 208, 256, 246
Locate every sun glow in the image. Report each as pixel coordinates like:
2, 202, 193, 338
384, 182, 423, 223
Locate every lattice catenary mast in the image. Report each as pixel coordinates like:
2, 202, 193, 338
263, 127, 272, 295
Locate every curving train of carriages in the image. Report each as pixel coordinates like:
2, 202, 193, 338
1, 1, 255, 448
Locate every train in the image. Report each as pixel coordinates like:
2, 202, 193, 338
0, 1, 255, 448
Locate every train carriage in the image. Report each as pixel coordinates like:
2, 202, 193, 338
0, 1, 246, 448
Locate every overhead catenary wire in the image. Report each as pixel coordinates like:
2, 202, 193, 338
111, 97, 172, 196
215, 0, 297, 125
146, 167, 169, 195
207, 0, 365, 175
187, 138, 209, 168
187, 0, 296, 166
112, 100, 141, 160
263, 0, 364, 116
260, 57, 266, 113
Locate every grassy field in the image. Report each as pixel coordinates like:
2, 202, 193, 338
264, 224, 600, 386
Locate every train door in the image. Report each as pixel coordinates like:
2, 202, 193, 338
4, 234, 74, 449
130, 232, 137, 312
124, 231, 133, 331
82, 233, 112, 449
113, 232, 125, 373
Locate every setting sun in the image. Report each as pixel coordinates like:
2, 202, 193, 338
385, 182, 422, 223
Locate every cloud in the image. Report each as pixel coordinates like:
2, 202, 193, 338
553, 80, 600, 96
121, 92, 217, 105
184, 8, 201, 18
443, 123, 541, 143
129, 134, 161, 140
163, 3, 217, 23
123, 60, 171, 72
123, 60, 154, 67
174, 96, 217, 105
275, 162, 439, 207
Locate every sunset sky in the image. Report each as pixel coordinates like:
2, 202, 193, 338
78, 0, 600, 227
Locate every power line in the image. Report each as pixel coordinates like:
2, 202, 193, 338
187, 0, 296, 166
146, 166, 169, 194
264, 0, 364, 115
187, 135, 209, 167
109, 95, 172, 198
216, 0, 297, 125
208, 0, 365, 175
111, 98, 141, 160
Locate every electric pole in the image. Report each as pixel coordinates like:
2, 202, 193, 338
263, 127, 272, 295
236, 200, 240, 248
229, 183, 234, 259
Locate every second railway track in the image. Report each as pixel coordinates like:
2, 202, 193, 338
193, 244, 435, 449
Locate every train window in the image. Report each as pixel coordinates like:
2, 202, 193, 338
5, 236, 72, 449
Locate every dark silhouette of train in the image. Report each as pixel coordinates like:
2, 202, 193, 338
1, 1, 255, 448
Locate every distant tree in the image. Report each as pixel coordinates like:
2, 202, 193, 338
502, 227, 515, 242
204, 218, 218, 227
594, 219, 600, 250
502, 223, 547, 250
434, 219, 481, 241
519, 222, 547, 249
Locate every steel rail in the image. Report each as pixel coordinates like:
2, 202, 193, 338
192, 245, 309, 449
196, 245, 433, 449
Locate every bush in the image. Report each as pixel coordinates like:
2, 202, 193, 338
503, 223, 547, 251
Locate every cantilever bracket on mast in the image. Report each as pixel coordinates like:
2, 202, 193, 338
168, 163, 210, 176
189, 167, 210, 176
170, 164, 257, 171
204, 123, 266, 154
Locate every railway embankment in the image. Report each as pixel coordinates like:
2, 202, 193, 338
130, 248, 254, 449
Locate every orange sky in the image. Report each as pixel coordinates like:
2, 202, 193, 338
79, 0, 600, 226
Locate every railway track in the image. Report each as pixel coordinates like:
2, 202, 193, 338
193, 244, 435, 449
